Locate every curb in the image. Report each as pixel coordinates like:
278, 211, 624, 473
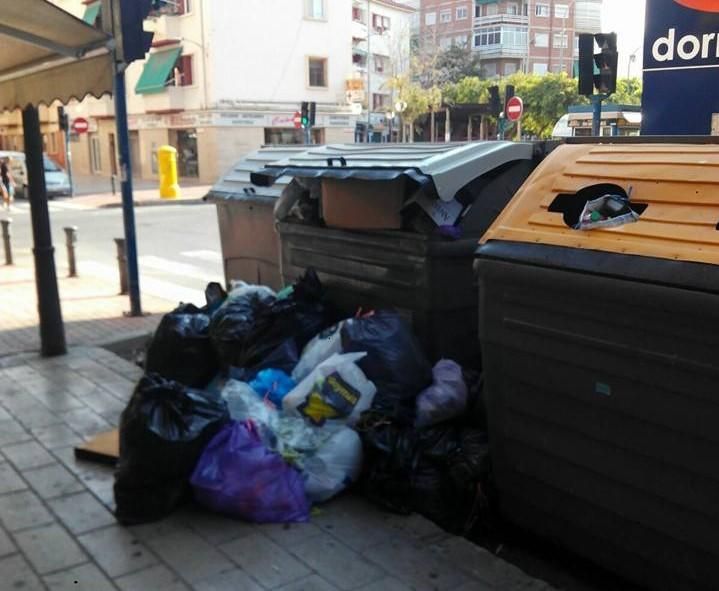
99, 198, 207, 209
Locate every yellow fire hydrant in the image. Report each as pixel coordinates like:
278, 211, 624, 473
158, 145, 180, 199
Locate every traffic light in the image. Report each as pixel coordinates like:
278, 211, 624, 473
300, 102, 309, 129
578, 32, 618, 96
489, 85, 501, 116
102, 0, 155, 64
57, 107, 69, 133
504, 84, 515, 115
308, 102, 316, 127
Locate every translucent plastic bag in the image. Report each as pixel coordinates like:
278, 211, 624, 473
415, 360, 468, 428
190, 421, 310, 523
283, 353, 376, 427
303, 427, 363, 503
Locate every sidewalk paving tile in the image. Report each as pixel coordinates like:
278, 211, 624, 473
15, 523, 88, 574
49, 491, 116, 534
0, 553, 45, 591
2, 439, 57, 470
0, 418, 32, 446
179, 507, 256, 546
44, 562, 117, 591
61, 407, 112, 438
115, 564, 191, 591
146, 528, 235, 584
288, 532, 384, 590
0, 526, 16, 557
256, 522, 323, 548
78, 524, 157, 578
192, 568, 265, 591
355, 577, 414, 591
220, 534, 312, 589
23, 463, 85, 499
275, 574, 339, 591
32, 423, 85, 449
0, 461, 28, 494
0, 490, 54, 531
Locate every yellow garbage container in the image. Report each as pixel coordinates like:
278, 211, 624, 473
158, 145, 180, 199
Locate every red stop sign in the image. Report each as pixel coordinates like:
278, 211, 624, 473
293, 111, 302, 129
506, 96, 524, 122
72, 117, 89, 134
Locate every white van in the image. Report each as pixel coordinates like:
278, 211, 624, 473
0, 151, 71, 198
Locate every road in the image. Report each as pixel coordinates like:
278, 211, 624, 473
7, 198, 225, 306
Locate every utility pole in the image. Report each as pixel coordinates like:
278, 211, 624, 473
366, 0, 371, 143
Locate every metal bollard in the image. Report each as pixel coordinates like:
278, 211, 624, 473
63, 226, 78, 278
1, 218, 12, 266
114, 238, 128, 295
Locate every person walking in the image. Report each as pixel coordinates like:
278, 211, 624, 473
1, 157, 15, 210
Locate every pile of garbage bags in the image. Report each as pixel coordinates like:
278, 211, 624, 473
114, 270, 490, 536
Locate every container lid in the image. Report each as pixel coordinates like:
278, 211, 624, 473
250, 141, 536, 203
480, 143, 719, 266
204, 146, 307, 203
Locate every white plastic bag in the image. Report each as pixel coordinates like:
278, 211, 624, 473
303, 427, 363, 503
292, 322, 346, 382
222, 380, 340, 465
283, 352, 376, 427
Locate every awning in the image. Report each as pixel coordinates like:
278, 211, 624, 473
135, 47, 182, 95
0, 0, 113, 111
83, 2, 101, 26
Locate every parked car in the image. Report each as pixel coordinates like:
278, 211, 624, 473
0, 151, 71, 198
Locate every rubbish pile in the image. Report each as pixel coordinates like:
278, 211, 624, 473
114, 270, 491, 535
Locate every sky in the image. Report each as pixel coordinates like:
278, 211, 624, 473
601, 0, 647, 78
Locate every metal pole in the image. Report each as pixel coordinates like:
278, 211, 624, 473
591, 94, 603, 136
64, 226, 77, 278
366, 0, 371, 143
64, 129, 74, 197
114, 238, 128, 295
1, 218, 12, 265
113, 65, 142, 316
22, 105, 66, 357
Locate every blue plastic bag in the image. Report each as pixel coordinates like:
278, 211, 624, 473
249, 369, 296, 407
190, 421, 310, 523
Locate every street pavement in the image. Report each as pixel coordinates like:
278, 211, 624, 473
0, 348, 557, 591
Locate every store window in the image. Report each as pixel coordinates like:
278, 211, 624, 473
535, 3, 549, 17
174, 129, 199, 178
308, 57, 328, 87
264, 128, 323, 145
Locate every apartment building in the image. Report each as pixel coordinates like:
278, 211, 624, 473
0, 0, 412, 184
418, 0, 602, 77
351, 0, 415, 140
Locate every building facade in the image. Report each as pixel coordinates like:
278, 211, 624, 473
0, 0, 412, 184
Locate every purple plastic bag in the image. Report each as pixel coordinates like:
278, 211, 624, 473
415, 360, 468, 429
190, 421, 310, 523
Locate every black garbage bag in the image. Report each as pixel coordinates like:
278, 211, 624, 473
114, 374, 229, 525
232, 269, 336, 369
209, 284, 277, 369
228, 338, 299, 383
342, 311, 433, 424
360, 415, 491, 535
145, 282, 227, 388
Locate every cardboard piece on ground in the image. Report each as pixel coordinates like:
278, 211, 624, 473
74, 429, 119, 466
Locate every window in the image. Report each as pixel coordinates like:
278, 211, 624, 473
552, 64, 564, 73
505, 62, 518, 75
177, 0, 191, 15
173, 55, 193, 86
373, 54, 388, 73
456, 6, 468, 19
535, 32, 549, 47
440, 36, 452, 49
308, 57, 327, 87
486, 3, 498, 16
353, 50, 367, 67
475, 4, 481, 17
535, 3, 549, 17
555, 4, 569, 19
506, 3, 519, 15
533, 62, 548, 74
425, 11, 436, 26
372, 14, 391, 31
372, 93, 390, 111
484, 62, 498, 77
475, 25, 527, 48
264, 128, 323, 145
305, 0, 325, 20
440, 9, 451, 23
455, 34, 468, 47
352, 6, 364, 22
553, 33, 568, 48
90, 135, 102, 173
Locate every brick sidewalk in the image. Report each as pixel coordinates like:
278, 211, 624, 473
0, 346, 556, 591
0, 254, 174, 357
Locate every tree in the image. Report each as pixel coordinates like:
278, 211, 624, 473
387, 74, 429, 142
610, 77, 642, 106
433, 45, 483, 87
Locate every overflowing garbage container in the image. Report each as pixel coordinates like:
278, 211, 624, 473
206, 146, 307, 291
474, 139, 719, 591
251, 142, 556, 364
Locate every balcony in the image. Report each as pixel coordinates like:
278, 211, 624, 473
474, 43, 527, 58
474, 14, 528, 26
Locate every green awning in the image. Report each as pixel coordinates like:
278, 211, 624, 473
135, 47, 182, 95
475, 0, 498, 4
82, 2, 101, 26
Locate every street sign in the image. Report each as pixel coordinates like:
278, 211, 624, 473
293, 111, 302, 129
506, 96, 524, 122
71, 117, 89, 134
